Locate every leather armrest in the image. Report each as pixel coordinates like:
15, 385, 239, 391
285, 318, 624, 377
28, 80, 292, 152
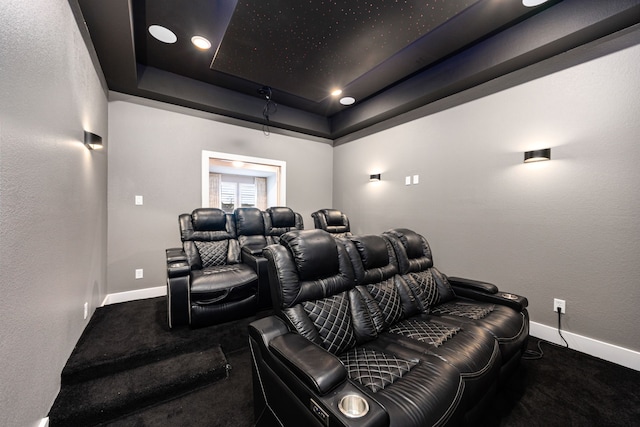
447, 276, 498, 294
241, 249, 265, 270
269, 333, 347, 395
454, 287, 528, 311
166, 248, 189, 278
166, 248, 190, 328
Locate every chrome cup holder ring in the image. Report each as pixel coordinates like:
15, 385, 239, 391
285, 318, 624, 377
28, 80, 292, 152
338, 394, 369, 418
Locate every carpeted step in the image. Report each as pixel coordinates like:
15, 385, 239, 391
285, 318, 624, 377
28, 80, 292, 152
48, 346, 229, 427
61, 298, 270, 385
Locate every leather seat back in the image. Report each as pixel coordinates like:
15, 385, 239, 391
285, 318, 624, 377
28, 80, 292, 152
263, 207, 304, 244
263, 229, 358, 355
343, 235, 416, 336
384, 228, 456, 310
179, 208, 240, 269
235, 207, 268, 255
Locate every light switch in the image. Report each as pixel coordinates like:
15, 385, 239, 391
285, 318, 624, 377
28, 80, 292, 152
413, 175, 419, 184
135, 195, 143, 206
405, 176, 411, 186
135, 269, 144, 279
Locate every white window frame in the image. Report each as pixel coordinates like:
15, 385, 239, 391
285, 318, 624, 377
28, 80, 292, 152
201, 150, 286, 208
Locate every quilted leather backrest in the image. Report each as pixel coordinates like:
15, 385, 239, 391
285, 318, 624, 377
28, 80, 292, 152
264, 207, 304, 244
344, 235, 398, 285
263, 229, 359, 355
274, 229, 356, 307
235, 207, 267, 254
384, 228, 456, 308
179, 208, 240, 269
311, 209, 350, 235
383, 228, 433, 274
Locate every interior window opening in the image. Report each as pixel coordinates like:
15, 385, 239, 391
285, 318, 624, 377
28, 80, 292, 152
202, 151, 286, 212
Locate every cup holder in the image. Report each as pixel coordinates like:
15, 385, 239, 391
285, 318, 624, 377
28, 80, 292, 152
338, 394, 369, 418
501, 293, 518, 300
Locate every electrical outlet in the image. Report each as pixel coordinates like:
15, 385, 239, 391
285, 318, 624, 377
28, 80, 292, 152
135, 268, 144, 279
553, 298, 566, 314
83, 302, 89, 320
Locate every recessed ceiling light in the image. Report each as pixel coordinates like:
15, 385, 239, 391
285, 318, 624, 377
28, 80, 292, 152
191, 36, 212, 50
522, 0, 550, 7
331, 89, 343, 96
340, 96, 356, 106
148, 25, 177, 44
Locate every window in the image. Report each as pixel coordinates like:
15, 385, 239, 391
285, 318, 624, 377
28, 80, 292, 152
239, 183, 257, 207
202, 151, 286, 210
220, 182, 237, 212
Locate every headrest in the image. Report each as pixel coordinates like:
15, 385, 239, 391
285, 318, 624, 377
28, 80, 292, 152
268, 207, 295, 227
346, 235, 397, 284
280, 229, 339, 281
323, 209, 344, 226
350, 235, 389, 270
388, 228, 426, 259
383, 228, 433, 273
235, 207, 265, 236
191, 208, 227, 231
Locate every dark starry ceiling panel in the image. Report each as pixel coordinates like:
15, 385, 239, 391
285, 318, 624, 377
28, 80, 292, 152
213, 0, 478, 102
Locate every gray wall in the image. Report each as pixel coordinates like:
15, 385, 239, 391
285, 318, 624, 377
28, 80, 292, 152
0, 1, 108, 426
107, 99, 333, 294
333, 37, 640, 352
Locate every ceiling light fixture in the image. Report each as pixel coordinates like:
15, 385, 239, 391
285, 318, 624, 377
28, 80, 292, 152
191, 36, 212, 50
331, 89, 343, 96
340, 96, 356, 106
148, 25, 177, 44
522, 0, 550, 7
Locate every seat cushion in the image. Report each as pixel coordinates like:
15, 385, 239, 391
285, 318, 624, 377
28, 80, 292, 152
190, 264, 258, 303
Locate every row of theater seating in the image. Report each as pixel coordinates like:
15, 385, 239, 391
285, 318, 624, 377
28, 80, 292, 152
165, 207, 349, 328
250, 228, 529, 426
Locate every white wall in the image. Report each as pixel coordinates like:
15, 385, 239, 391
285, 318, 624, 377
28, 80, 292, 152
107, 99, 333, 295
333, 39, 640, 352
0, 1, 108, 425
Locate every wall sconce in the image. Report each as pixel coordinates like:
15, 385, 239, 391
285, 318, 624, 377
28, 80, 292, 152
524, 148, 550, 163
369, 174, 381, 181
84, 131, 103, 150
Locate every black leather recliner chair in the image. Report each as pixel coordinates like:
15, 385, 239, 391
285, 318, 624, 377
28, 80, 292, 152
166, 208, 259, 328
311, 208, 352, 237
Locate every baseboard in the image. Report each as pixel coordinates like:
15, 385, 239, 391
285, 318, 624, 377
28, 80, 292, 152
101, 286, 166, 306
37, 417, 49, 427
530, 321, 640, 371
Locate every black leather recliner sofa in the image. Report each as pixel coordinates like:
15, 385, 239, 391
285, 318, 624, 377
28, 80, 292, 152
249, 228, 529, 426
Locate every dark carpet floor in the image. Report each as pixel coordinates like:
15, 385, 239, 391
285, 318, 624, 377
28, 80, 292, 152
51, 298, 640, 426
